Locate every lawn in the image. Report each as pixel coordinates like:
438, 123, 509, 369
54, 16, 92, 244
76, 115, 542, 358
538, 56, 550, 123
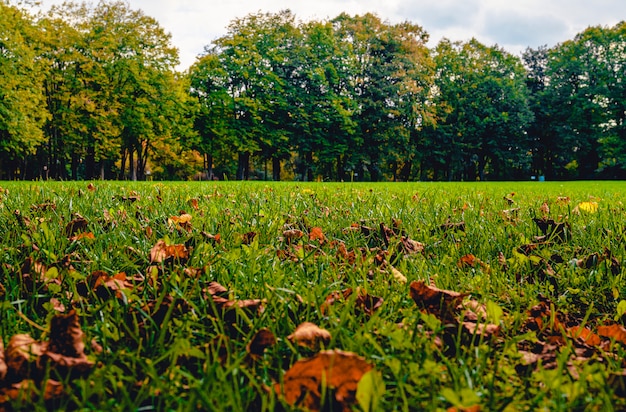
1, 180, 626, 411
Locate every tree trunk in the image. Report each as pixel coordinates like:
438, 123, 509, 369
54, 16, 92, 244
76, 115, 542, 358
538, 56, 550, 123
237, 152, 250, 180
272, 157, 281, 181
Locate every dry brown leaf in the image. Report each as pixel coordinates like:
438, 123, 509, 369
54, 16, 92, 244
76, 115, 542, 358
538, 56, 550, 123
168, 213, 193, 232
5, 334, 45, 380
92, 271, 134, 299
598, 324, 626, 345
241, 231, 257, 245
275, 349, 373, 411
64, 215, 89, 237
0, 379, 64, 405
568, 326, 601, 346
149, 240, 189, 264
246, 328, 276, 358
288, 322, 332, 350
44, 310, 95, 375
0, 338, 6, 381
401, 236, 424, 254
409, 280, 467, 322
448, 406, 481, 412
309, 227, 326, 243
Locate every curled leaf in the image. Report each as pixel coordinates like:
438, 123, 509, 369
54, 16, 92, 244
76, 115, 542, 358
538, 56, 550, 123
288, 322, 332, 350
275, 349, 373, 411
149, 240, 189, 264
0, 338, 6, 380
246, 328, 276, 358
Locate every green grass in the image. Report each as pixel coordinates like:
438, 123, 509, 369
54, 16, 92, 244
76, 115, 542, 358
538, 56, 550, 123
2, 181, 626, 410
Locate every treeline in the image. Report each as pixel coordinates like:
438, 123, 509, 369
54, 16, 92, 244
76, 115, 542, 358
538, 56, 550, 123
1, 1, 624, 181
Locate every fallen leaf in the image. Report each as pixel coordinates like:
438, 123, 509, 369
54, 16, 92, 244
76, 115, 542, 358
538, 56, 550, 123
70, 232, 96, 242
246, 328, 276, 358
409, 281, 466, 322
168, 213, 193, 232
568, 326, 601, 346
389, 265, 407, 284
577, 201, 598, 213
87, 183, 96, 192
598, 324, 626, 345
149, 240, 189, 264
241, 231, 257, 245
275, 349, 373, 411
44, 310, 95, 376
532, 217, 570, 242
5, 334, 45, 380
0, 379, 64, 405
65, 215, 89, 237
309, 227, 326, 243
92, 271, 134, 299
288, 322, 332, 350
0, 338, 6, 380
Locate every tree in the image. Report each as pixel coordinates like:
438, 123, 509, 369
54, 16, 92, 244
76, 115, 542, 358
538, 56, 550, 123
0, 2, 49, 178
330, 14, 433, 181
426, 39, 533, 180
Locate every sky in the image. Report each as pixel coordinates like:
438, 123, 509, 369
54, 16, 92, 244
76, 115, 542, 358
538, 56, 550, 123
36, 0, 623, 71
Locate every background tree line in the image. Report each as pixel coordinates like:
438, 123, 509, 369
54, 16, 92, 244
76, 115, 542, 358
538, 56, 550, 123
1, 1, 624, 181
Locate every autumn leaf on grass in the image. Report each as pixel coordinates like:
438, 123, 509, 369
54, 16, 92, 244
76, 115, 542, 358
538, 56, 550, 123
0, 338, 6, 380
568, 326, 602, 346
409, 281, 467, 322
91, 271, 134, 300
575, 201, 598, 214
288, 322, 332, 350
87, 183, 96, 192
204, 281, 265, 316
282, 229, 303, 245
64, 214, 89, 238
0, 379, 64, 406
457, 254, 491, 272
275, 349, 373, 412
532, 217, 571, 242
321, 288, 383, 317
69, 231, 95, 242
241, 231, 257, 245
44, 310, 95, 376
168, 213, 193, 233
246, 328, 276, 359
149, 240, 189, 264
309, 227, 326, 244
597, 324, 626, 346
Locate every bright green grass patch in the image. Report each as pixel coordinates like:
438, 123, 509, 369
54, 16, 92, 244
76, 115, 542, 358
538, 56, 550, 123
1, 181, 626, 410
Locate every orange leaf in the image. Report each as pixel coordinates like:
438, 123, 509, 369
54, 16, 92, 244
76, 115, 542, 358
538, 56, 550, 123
309, 227, 326, 243
568, 326, 602, 346
87, 183, 96, 192
288, 322, 332, 350
149, 240, 189, 263
70, 232, 95, 242
409, 280, 466, 321
598, 324, 626, 345
275, 349, 373, 411
458, 254, 477, 268
0, 338, 6, 381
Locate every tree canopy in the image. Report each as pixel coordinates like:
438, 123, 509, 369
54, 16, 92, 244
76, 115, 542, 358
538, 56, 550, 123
1, 1, 625, 181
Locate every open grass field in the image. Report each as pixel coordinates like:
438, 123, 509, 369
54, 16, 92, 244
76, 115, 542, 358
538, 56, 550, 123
2, 180, 626, 411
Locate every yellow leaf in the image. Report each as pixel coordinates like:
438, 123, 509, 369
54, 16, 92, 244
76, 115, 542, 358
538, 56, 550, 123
578, 201, 598, 213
